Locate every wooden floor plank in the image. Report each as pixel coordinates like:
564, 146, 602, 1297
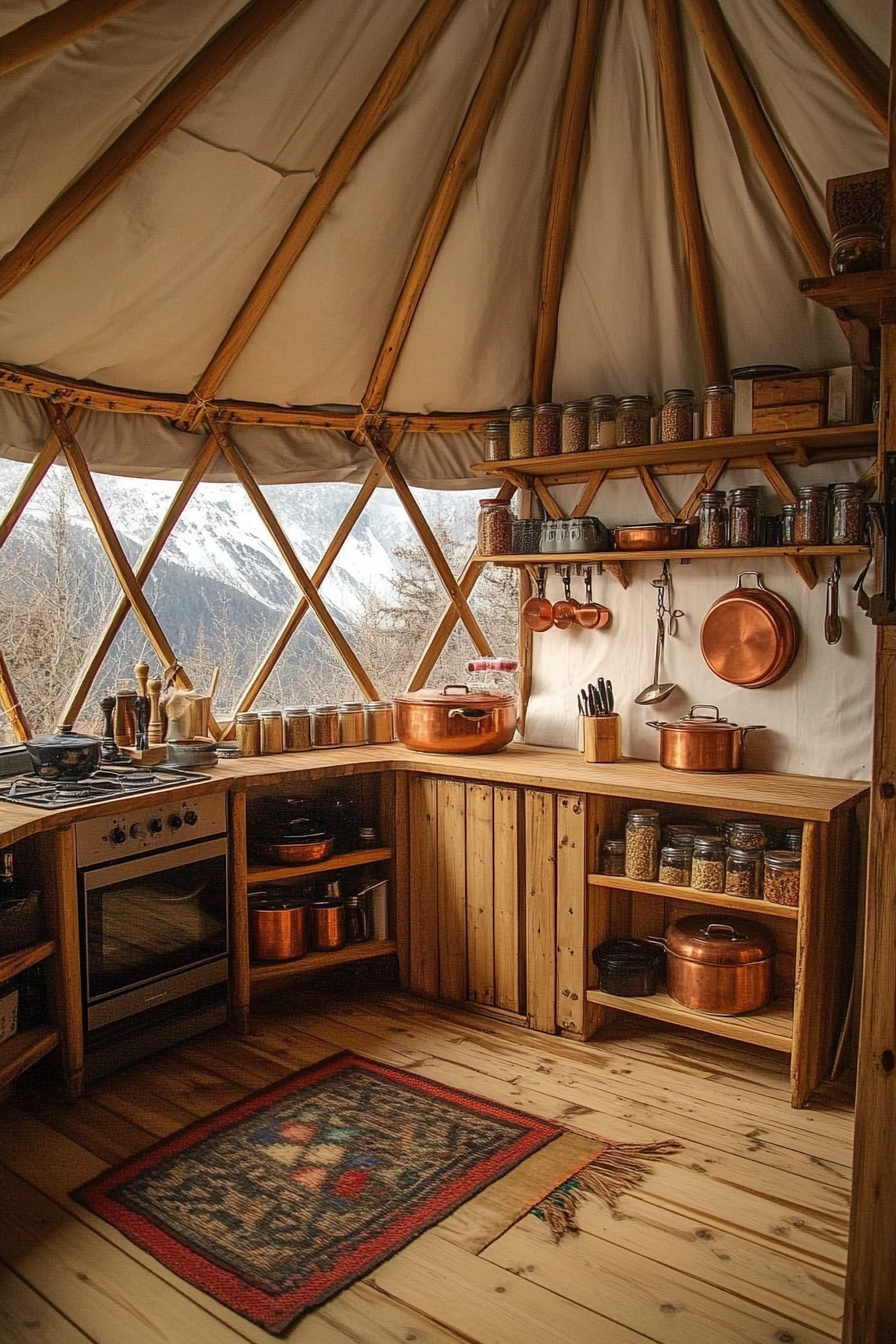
0, 1264, 97, 1344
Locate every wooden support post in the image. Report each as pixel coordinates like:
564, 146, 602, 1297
555, 793, 588, 1037
531, 0, 606, 403
531, 479, 564, 520
493, 786, 523, 1014
43, 827, 83, 1100
774, 0, 888, 134
465, 783, 495, 1006
0, 0, 147, 78
677, 458, 726, 520
437, 778, 467, 1002
228, 789, 250, 1035
650, 0, 727, 384
0, 649, 32, 741
517, 565, 533, 736
524, 789, 557, 1035
408, 774, 440, 998
0, 0, 308, 300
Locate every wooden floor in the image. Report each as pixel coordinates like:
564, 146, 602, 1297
0, 989, 854, 1344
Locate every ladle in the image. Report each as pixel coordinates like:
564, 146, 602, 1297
635, 576, 678, 705
521, 567, 553, 632
552, 566, 580, 628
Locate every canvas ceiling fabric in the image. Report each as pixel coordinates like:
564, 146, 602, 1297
0, 0, 888, 482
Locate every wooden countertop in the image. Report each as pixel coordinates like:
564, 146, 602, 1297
0, 743, 868, 845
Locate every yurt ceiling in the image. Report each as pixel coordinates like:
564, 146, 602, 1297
0, 0, 888, 488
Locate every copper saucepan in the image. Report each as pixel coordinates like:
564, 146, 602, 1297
576, 567, 611, 630
521, 567, 553, 633
700, 573, 797, 688
647, 705, 765, 771
650, 915, 776, 1015
552, 566, 580, 628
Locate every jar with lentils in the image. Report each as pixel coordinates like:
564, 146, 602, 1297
533, 403, 561, 457
561, 401, 589, 454
697, 490, 727, 549
588, 395, 617, 450
235, 711, 261, 758
729, 820, 767, 851
702, 383, 734, 439
338, 703, 366, 745
310, 705, 339, 748
795, 484, 828, 544
482, 420, 509, 462
728, 487, 761, 547
725, 846, 763, 900
830, 482, 865, 545
509, 404, 534, 459
260, 709, 284, 754
477, 499, 513, 556
691, 836, 727, 893
625, 808, 660, 881
616, 396, 653, 447
763, 850, 801, 907
364, 701, 393, 743
599, 837, 626, 877
659, 389, 695, 443
659, 843, 691, 887
284, 706, 312, 751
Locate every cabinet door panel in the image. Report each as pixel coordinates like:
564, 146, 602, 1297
408, 775, 439, 998
437, 779, 467, 1002
556, 793, 587, 1035
525, 789, 556, 1034
493, 786, 522, 1013
465, 784, 495, 1006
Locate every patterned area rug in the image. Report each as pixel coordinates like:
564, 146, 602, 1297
74, 1051, 677, 1334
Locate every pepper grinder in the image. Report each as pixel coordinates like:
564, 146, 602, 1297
113, 679, 137, 747
147, 677, 164, 745
100, 695, 128, 763
133, 661, 150, 751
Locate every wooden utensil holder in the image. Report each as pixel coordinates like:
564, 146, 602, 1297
582, 714, 621, 763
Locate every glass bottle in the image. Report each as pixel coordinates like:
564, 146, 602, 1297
588, 395, 617, 449
795, 485, 829, 544
763, 850, 801, 907
659, 389, 694, 443
697, 490, 727, 549
616, 396, 653, 447
477, 499, 514, 555
561, 401, 589, 454
509, 405, 534, 459
338, 703, 366, 745
779, 503, 797, 544
533, 403, 561, 457
260, 709, 284, 754
364, 702, 394, 743
482, 420, 509, 462
283, 707, 312, 751
830, 483, 865, 545
725, 846, 763, 900
625, 809, 660, 881
702, 383, 734, 439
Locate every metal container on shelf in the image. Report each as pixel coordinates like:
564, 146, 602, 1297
658, 914, 776, 1015
311, 893, 346, 951
364, 701, 394, 744
249, 893, 309, 961
338, 703, 366, 745
283, 706, 312, 752
310, 705, 339, 748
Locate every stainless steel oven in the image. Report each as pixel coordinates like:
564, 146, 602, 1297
76, 792, 228, 1078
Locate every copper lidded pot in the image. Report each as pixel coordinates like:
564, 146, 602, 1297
393, 684, 517, 754
653, 914, 776, 1016
249, 893, 309, 961
647, 705, 764, 772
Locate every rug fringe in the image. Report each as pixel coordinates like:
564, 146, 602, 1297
534, 1139, 681, 1241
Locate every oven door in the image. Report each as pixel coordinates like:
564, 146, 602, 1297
81, 836, 228, 1029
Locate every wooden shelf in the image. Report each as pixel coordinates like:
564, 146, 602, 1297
0, 939, 55, 983
250, 939, 397, 984
586, 986, 793, 1052
247, 846, 392, 884
0, 1024, 59, 1091
799, 269, 896, 328
588, 874, 798, 919
477, 544, 867, 567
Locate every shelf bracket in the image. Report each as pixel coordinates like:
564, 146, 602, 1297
787, 554, 818, 588
604, 561, 630, 589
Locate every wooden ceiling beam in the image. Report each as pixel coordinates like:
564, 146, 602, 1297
0, 0, 308, 300
650, 0, 726, 385
681, 0, 830, 277
531, 0, 605, 405
206, 420, 380, 700
0, 0, 148, 78
362, 0, 541, 413
191, 0, 460, 405
775, 0, 888, 135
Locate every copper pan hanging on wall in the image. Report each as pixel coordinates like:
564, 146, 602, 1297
700, 573, 798, 688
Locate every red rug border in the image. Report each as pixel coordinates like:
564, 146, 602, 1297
73, 1050, 564, 1333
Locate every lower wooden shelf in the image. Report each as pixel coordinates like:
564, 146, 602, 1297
0, 939, 56, 982
588, 874, 799, 919
0, 1024, 60, 1090
586, 986, 793, 1052
250, 939, 397, 985
247, 847, 392, 885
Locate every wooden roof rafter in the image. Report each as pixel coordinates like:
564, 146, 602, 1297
774, 0, 888, 135
0, 417, 74, 552
0, 0, 148, 78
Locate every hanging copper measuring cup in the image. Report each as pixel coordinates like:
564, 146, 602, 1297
576, 566, 611, 629
521, 567, 553, 632
552, 566, 580, 628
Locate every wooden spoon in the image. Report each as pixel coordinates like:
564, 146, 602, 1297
521, 567, 553, 632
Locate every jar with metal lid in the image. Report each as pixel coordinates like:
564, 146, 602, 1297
533, 403, 561, 457
616, 395, 652, 447
561, 401, 589, 454
697, 490, 727, 549
691, 836, 727, 892
509, 404, 534, 459
588, 395, 617, 449
725, 846, 763, 900
512, 517, 542, 554
702, 383, 733, 439
339, 703, 366, 745
310, 705, 339, 748
830, 482, 865, 545
764, 850, 801, 907
795, 484, 828, 544
358, 826, 378, 847
730, 820, 767, 850
235, 711, 261, 758
659, 843, 692, 887
659, 389, 694, 443
344, 893, 370, 943
477, 498, 513, 555
364, 701, 393, 743
780, 825, 803, 852
482, 420, 509, 462
283, 706, 312, 752
599, 837, 626, 877
260, 709, 284, 754
625, 808, 660, 881
728, 487, 761, 547
779, 502, 797, 544
830, 224, 884, 274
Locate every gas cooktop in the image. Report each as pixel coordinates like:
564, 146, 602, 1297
0, 765, 210, 811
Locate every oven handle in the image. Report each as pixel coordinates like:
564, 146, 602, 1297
80, 835, 228, 892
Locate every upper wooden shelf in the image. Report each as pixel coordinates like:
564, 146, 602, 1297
469, 423, 878, 484
247, 846, 392, 885
799, 269, 896, 328
476, 544, 867, 568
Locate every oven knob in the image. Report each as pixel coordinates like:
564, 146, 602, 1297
110, 826, 127, 845
168, 814, 183, 830
183, 810, 198, 827
129, 822, 146, 840
148, 818, 163, 835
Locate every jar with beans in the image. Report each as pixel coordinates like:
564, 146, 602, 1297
625, 809, 660, 881
364, 701, 394, 743
599, 838, 626, 877
588, 395, 617, 449
691, 836, 727, 893
795, 485, 828, 544
702, 383, 733, 439
780, 825, 803, 852
725, 846, 763, 900
477, 499, 513, 555
729, 820, 767, 851
235, 711, 260, 757
697, 490, 727, 549
509, 405, 534, 459
830, 483, 865, 545
284, 707, 312, 751
533, 403, 561, 457
310, 705, 339, 748
727, 488, 761, 547
659, 844, 691, 886
561, 401, 589, 454
616, 396, 652, 447
482, 420, 509, 462
659, 389, 694, 443
260, 709, 284, 754
338, 703, 366, 745
763, 850, 801, 907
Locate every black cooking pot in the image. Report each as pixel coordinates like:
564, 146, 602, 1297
592, 937, 665, 997
25, 726, 102, 780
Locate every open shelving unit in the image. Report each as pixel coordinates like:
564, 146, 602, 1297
585, 986, 793, 1051
247, 846, 392, 885
588, 873, 798, 920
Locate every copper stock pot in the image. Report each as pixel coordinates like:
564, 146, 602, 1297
393, 684, 517, 754
651, 914, 776, 1016
647, 705, 764, 772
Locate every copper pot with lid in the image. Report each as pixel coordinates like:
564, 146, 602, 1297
652, 914, 776, 1015
393, 684, 517, 754
647, 705, 764, 772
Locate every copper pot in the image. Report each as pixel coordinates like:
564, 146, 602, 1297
613, 523, 691, 551
259, 835, 334, 864
700, 573, 798, 688
647, 705, 764, 771
654, 914, 776, 1015
393, 685, 517, 754
249, 895, 309, 961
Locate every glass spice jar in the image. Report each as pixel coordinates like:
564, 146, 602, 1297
730, 820, 767, 851
702, 383, 734, 439
659, 843, 692, 887
482, 420, 509, 462
477, 498, 514, 555
725, 846, 763, 900
588, 395, 617, 450
728, 487, 761, 547
310, 705, 339, 748
625, 809, 660, 882
283, 706, 312, 752
338, 703, 366, 745
659, 389, 695, 443
795, 484, 829, 545
599, 837, 626, 877
235, 711, 260, 758
830, 482, 865, 545
509, 404, 534, 459
364, 701, 393, 743
780, 825, 803, 853
260, 709, 284, 754
830, 224, 884, 275
561, 401, 589, 454
616, 395, 653, 447
697, 490, 727, 549
691, 836, 727, 893
764, 850, 801, 907
779, 502, 797, 545
533, 403, 561, 457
